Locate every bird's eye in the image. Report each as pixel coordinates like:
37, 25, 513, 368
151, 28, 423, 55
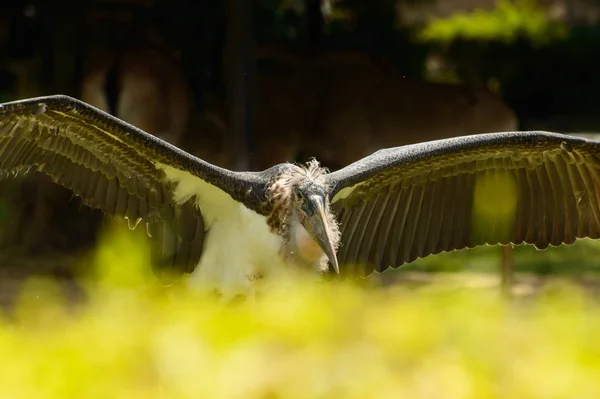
296, 191, 303, 200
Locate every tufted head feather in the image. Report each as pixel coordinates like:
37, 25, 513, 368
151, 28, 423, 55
278, 159, 328, 190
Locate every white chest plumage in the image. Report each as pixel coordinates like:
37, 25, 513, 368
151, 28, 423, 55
156, 164, 319, 300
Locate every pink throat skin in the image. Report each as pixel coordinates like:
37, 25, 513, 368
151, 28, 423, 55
293, 223, 324, 263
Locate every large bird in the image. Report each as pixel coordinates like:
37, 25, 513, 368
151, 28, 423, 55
1, 95, 600, 299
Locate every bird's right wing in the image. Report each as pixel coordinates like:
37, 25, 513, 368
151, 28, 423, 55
326, 131, 600, 278
0, 95, 267, 283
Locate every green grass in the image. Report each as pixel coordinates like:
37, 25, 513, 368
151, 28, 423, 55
2, 228, 600, 398
398, 238, 600, 276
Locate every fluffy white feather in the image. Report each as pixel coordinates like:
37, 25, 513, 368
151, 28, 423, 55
156, 164, 310, 300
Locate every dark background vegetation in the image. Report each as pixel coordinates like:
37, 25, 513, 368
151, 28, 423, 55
1, 0, 600, 286
2, 0, 599, 132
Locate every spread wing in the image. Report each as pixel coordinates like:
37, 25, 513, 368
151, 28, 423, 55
0, 95, 267, 283
326, 131, 600, 277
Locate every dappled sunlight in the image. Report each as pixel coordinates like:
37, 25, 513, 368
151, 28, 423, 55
1, 231, 600, 398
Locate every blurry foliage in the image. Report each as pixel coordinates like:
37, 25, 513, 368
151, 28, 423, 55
252, 0, 600, 116
256, 0, 301, 44
3, 231, 600, 397
418, 0, 568, 44
87, 224, 154, 289
411, 0, 600, 126
1, 0, 597, 123
255, 0, 430, 76
323, 0, 430, 75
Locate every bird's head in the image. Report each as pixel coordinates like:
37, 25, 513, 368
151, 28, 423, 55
282, 162, 340, 274
291, 182, 340, 273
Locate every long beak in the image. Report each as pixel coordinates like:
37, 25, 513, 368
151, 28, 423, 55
306, 195, 339, 273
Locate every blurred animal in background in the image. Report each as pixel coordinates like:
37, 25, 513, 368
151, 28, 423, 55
80, 4, 235, 169
182, 94, 237, 169
202, 46, 517, 170
255, 47, 519, 168
77, 23, 207, 246
80, 41, 192, 149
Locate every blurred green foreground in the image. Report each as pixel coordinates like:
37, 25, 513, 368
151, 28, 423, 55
1, 228, 600, 398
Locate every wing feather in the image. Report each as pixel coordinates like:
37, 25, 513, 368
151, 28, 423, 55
0, 95, 267, 282
327, 131, 600, 277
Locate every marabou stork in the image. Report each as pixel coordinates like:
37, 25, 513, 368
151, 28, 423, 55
0, 95, 599, 299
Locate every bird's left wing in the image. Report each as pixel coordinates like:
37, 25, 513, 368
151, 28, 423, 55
0, 95, 267, 282
326, 131, 600, 278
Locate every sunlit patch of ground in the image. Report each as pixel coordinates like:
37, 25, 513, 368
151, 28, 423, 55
1, 229, 600, 397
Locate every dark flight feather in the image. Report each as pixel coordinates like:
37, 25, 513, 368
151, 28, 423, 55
0, 95, 270, 282
327, 132, 600, 277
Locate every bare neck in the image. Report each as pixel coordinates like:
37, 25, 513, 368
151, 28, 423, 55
282, 207, 329, 273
